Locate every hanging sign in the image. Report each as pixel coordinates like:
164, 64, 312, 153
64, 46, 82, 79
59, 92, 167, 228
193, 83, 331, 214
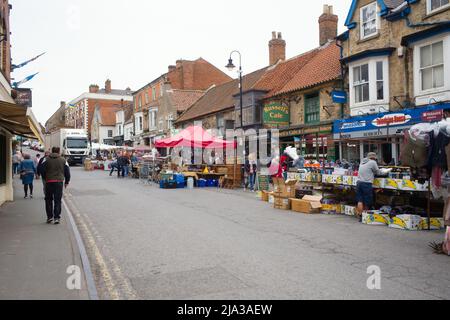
263, 103, 289, 126
331, 90, 347, 104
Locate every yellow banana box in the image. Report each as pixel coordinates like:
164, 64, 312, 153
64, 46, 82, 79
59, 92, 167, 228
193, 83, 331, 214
419, 218, 445, 230
342, 176, 353, 186
373, 178, 386, 189
388, 214, 422, 231
384, 179, 403, 190
362, 211, 390, 226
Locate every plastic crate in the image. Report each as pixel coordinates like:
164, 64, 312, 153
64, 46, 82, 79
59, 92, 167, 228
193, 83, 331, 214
197, 179, 207, 188
177, 182, 186, 189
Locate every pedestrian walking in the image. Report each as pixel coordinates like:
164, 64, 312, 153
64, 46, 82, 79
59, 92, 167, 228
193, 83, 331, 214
12, 151, 22, 176
245, 153, 258, 191
37, 151, 50, 195
41, 147, 71, 225
19, 154, 36, 199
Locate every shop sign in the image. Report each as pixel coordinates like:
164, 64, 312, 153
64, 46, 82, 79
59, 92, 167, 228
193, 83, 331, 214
263, 103, 289, 126
334, 103, 450, 138
421, 109, 443, 122
372, 113, 411, 127
14, 88, 32, 108
331, 90, 347, 104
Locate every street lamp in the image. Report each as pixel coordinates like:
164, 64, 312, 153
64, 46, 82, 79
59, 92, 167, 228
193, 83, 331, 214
226, 50, 243, 130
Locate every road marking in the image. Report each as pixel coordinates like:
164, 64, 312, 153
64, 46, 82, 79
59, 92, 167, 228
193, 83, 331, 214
64, 193, 139, 300
64, 195, 120, 300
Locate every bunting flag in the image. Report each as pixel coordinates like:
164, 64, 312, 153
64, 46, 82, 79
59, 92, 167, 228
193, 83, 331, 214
12, 52, 46, 71
12, 72, 39, 88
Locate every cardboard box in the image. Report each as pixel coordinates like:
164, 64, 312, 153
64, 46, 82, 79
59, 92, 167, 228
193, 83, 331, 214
274, 196, 291, 210
419, 217, 445, 230
384, 178, 403, 190
342, 176, 353, 186
268, 194, 275, 204
345, 205, 356, 216
373, 178, 386, 189
290, 196, 322, 214
389, 214, 422, 231
261, 191, 272, 202
362, 211, 390, 226
273, 178, 297, 198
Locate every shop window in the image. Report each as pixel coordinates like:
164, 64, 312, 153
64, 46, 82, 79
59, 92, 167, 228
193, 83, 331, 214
427, 0, 450, 13
419, 40, 444, 91
0, 134, 6, 185
360, 2, 378, 40
305, 94, 320, 124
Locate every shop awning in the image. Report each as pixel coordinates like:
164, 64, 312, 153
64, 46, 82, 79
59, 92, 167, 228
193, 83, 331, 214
0, 100, 44, 143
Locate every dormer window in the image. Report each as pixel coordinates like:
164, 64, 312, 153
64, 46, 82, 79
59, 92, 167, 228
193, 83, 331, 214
427, 0, 449, 14
360, 2, 378, 40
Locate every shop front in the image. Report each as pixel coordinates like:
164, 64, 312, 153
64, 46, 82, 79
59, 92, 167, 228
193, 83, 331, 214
333, 103, 450, 164
279, 122, 335, 162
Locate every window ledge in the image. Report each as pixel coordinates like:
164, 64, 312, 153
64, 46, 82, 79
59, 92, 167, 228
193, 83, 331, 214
357, 33, 380, 44
424, 6, 450, 19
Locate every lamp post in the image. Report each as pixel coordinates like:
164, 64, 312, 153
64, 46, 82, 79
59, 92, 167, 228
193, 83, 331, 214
225, 51, 243, 129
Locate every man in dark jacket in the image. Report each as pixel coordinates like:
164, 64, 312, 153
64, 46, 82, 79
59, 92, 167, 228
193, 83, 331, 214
41, 147, 71, 225
37, 151, 50, 195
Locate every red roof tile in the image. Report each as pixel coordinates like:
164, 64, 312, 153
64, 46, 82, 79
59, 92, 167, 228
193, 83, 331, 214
272, 42, 341, 96
169, 90, 205, 112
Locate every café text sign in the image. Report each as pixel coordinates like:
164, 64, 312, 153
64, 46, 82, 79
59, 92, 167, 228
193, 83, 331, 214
263, 103, 289, 126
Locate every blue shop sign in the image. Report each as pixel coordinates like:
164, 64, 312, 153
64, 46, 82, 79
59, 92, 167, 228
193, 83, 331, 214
333, 103, 450, 139
331, 90, 347, 104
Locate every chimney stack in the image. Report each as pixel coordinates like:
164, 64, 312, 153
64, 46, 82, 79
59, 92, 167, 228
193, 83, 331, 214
105, 79, 112, 93
60, 101, 66, 109
269, 31, 286, 65
319, 5, 338, 46
89, 84, 99, 93
168, 65, 176, 73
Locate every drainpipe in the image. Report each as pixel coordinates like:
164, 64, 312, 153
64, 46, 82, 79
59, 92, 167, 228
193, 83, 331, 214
336, 40, 346, 120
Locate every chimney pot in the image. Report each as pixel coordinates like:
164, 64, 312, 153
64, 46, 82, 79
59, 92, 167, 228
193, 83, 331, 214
319, 4, 338, 46
269, 31, 286, 65
105, 79, 112, 93
89, 84, 99, 93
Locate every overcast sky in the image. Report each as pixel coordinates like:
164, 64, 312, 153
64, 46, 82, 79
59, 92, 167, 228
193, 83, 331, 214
10, 0, 350, 124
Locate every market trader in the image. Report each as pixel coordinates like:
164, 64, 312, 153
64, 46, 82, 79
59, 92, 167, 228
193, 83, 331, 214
41, 147, 71, 225
356, 152, 390, 220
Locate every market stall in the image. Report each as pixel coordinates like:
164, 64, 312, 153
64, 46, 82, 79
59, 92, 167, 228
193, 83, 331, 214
154, 126, 237, 189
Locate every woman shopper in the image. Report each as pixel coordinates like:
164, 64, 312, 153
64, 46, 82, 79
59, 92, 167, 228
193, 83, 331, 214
19, 153, 36, 199
12, 151, 22, 176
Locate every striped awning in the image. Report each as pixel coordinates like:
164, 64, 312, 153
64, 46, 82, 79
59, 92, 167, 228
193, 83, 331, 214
0, 100, 43, 143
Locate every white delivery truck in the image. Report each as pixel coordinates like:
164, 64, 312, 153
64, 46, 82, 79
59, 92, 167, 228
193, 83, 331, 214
44, 129, 90, 165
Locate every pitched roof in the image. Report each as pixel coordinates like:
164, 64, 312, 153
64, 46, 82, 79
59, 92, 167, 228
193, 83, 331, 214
176, 67, 268, 123
253, 48, 321, 97
96, 105, 122, 126
169, 89, 205, 112
269, 42, 341, 97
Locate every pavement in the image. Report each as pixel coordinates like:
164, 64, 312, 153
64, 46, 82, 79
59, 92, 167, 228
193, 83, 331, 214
0, 172, 90, 300
64, 167, 450, 300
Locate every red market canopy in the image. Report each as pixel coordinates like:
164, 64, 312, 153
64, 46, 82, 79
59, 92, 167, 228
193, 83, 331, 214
155, 126, 235, 149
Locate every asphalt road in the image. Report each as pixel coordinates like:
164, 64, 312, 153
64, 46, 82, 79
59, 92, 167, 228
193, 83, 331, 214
63, 166, 450, 300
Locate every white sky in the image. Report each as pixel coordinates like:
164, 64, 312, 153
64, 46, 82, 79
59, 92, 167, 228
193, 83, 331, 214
10, 0, 350, 124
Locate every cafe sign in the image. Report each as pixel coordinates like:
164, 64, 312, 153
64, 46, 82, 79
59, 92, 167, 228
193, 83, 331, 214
263, 103, 289, 126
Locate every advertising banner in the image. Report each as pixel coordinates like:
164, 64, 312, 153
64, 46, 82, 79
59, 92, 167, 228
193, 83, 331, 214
333, 104, 450, 139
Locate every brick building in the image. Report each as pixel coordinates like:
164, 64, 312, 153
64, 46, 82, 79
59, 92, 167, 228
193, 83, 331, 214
0, 0, 42, 205
176, 6, 342, 162
65, 79, 133, 141
335, 0, 450, 164
132, 58, 231, 147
